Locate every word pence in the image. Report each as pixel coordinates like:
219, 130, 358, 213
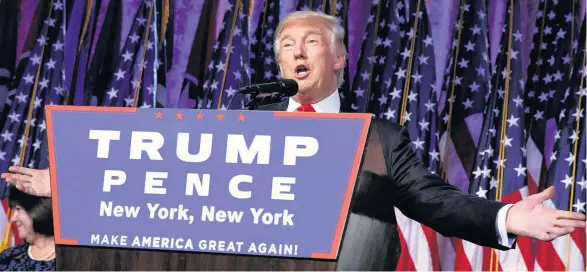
102, 171, 296, 201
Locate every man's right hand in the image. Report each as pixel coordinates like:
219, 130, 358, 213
1, 166, 51, 197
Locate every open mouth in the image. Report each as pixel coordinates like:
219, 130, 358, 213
295, 64, 310, 78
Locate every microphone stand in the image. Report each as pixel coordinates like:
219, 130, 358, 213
246, 92, 285, 110
245, 93, 260, 110
245, 92, 270, 110
226, 91, 265, 110
235, 80, 298, 110
245, 93, 261, 110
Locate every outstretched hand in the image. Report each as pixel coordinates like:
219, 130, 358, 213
506, 186, 586, 241
1, 166, 51, 197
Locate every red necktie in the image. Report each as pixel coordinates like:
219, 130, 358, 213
296, 103, 316, 112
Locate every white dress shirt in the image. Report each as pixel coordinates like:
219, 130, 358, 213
287, 89, 341, 112
288, 89, 516, 248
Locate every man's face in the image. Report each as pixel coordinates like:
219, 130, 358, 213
277, 17, 344, 102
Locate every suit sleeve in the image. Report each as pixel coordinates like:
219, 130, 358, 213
381, 123, 512, 250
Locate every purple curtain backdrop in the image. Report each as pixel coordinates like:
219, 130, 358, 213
15, 0, 584, 107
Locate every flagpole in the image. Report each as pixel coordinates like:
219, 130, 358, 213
362, 0, 382, 113
78, 0, 94, 54
66, 0, 94, 106
526, 0, 549, 138
216, 0, 241, 109
0, 209, 12, 250
491, 0, 515, 270
564, 3, 579, 270
253, 0, 269, 84
328, 0, 336, 16
565, 46, 585, 272
132, 1, 155, 108
440, 0, 467, 182
399, 0, 421, 125
160, 0, 170, 49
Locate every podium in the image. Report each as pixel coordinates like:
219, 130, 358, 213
56, 245, 337, 270
46, 106, 372, 270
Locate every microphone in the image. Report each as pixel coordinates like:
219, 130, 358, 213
238, 79, 298, 96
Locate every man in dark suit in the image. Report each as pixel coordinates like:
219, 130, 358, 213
2, 9, 586, 271
253, 10, 585, 270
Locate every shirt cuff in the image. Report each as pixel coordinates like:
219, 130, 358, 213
496, 204, 517, 248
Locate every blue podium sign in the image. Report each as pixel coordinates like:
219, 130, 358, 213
46, 105, 372, 260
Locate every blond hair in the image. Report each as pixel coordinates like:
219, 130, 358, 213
273, 11, 347, 88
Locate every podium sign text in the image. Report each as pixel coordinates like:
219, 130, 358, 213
46, 106, 371, 260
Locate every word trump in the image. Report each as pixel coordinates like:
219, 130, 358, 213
88, 130, 319, 165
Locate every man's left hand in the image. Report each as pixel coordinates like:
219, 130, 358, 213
1, 166, 52, 197
506, 186, 586, 241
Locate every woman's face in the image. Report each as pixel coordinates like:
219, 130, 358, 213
11, 205, 34, 241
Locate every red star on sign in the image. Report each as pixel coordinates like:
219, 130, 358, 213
238, 113, 246, 122
176, 112, 183, 120
155, 112, 163, 119
216, 113, 225, 120
196, 112, 204, 120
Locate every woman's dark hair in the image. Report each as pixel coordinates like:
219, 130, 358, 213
7, 186, 53, 237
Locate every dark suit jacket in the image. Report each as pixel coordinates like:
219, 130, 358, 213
257, 100, 511, 270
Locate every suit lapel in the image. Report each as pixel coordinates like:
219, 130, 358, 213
257, 100, 288, 111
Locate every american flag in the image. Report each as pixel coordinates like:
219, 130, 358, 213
525, 0, 582, 197
250, 0, 279, 84
523, 0, 584, 270
436, 1, 492, 269
0, 0, 67, 249
389, 0, 438, 172
383, 0, 440, 271
102, 0, 158, 108
466, 0, 530, 270
200, 0, 252, 110
296, 0, 328, 12
0, 0, 19, 252
249, 0, 283, 105
348, 0, 407, 113
435, 0, 501, 270
533, 17, 586, 272
438, 0, 491, 195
